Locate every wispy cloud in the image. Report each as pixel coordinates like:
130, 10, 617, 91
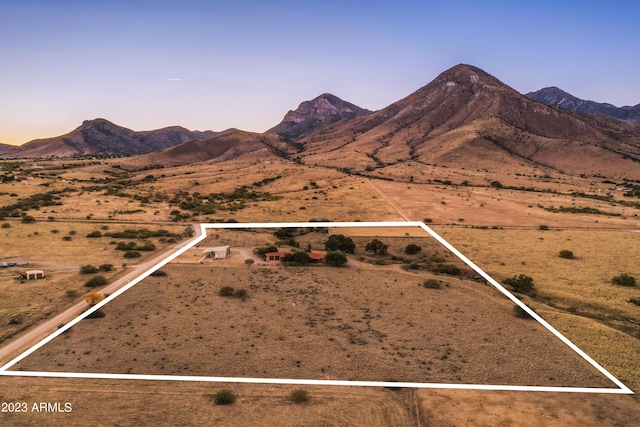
164, 78, 182, 81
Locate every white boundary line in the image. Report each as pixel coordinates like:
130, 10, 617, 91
0, 221, 633, 395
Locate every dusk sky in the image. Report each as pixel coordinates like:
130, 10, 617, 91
2, 0, 639, 145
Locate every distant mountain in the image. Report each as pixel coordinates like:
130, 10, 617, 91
1, 119, 225, 158
525, 87, 640, 125
0, 143, 17, 155
142, 130, 301, 166
297, 64, 640, 179
267, 93, 371, 139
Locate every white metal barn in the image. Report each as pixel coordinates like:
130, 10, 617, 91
202, 245, 231, 259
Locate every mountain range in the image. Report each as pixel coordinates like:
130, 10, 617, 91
1, 119, 231, 158
3, 64, 640, 179
526, 87, 640, 124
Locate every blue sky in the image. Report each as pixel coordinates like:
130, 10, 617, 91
1, 0, 639, 145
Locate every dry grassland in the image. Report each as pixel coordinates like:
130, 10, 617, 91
369, 180, 640, 228
0, 220, 186, 344
14, 229, 614, 388
435, 227, 640, 393
0, 378, 418, 427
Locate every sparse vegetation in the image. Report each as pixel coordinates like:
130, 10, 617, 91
404, 244, 421, 254
289, 389, 309, 404
558, 250, 574, 259
422, 279, 442, 289
212, 389, 236, 405
80, 264, 98, 274
84, 275, 107, 288
504, 274, 535, 294
433, 264, 460, 275
611, 273, 636, 287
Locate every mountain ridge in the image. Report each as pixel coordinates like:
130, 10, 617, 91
525, 87, 640, 124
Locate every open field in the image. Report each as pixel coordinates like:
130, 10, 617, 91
435, 227, 640, 393
2, 157, 640, 425
0, 220, 189, 345
10, 228, 617, 389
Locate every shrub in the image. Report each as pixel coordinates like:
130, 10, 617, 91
123, 250, 141, 258
1, 222, 10, 228
244, 259, 255, 266
116, 241, 137, 251
513, 305, 534, 319
213, 389, 236, 405
62, 235, 72, 241
254, 245, 279, 256
423, 218, 433, 223
404, 244, 421, 255
504, 274, 535, 294
283, 251, 311, 264
21, 215, 35, 223
98, 263, 113, 272
80, 264, 98, 274
137, 241, 156, 251
150, 270, 168, 277
84, 275, 107, 288
611, 274, 637, 287
538, 225, 549, 230
433, 264, 460, 275
86, 309, 106, 319
219, 286, 235, 297
559, 250, 574, 259
289, 389, 309, 404
629, 297, 640, 306
86, 230, 102, 238
65, 290, 78, 298
422, 279, 441, 289
234, 288, 247, 300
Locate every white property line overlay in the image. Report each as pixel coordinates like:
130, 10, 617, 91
0, 221, 633, 395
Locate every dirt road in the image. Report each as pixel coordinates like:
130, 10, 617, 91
0, 223, 203, 367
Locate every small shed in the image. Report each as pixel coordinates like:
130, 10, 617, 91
202, 245, 231, 259
21, 270, 45, 280
309, 252, 326, 262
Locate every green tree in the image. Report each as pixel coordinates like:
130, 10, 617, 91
324, 234, 355, 254
365, 239, 388, 255
325, 251, 348, 267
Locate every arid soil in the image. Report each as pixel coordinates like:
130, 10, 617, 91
13, 236, 615, 388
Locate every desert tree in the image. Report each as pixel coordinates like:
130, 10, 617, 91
325, 250, 348, 267
365, 239, 388, 255
324, 234, 355, 254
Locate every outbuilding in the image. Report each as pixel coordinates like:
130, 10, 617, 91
21, 270, 45, 280
202, 245, 231, 259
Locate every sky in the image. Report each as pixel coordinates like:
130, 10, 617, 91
1, 0, 639, 145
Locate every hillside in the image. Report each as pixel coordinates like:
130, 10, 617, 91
1, 119, 224, 158
526, 87, 640, 125
296, 64, 640, 180
141, 130, 301, 166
